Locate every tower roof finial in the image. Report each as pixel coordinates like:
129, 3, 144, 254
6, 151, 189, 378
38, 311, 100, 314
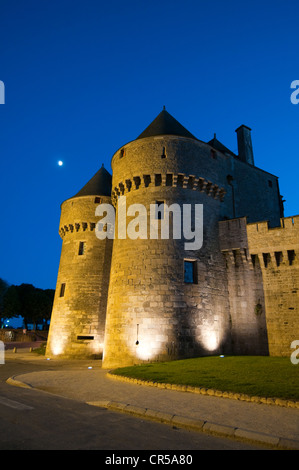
71, 165, 112, 198
136, 108, 197, 141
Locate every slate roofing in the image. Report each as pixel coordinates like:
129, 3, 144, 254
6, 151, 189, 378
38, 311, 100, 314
72, 164, 112, 198
207, 133, 236, 156
136, 108, 236, 157
136, 107, 197, 140
71, 110, 236, 200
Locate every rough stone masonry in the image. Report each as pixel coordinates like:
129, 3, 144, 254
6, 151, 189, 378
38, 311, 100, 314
46, 108, 298, 367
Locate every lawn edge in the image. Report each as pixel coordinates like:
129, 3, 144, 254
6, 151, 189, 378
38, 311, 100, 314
107, 372, 299, 409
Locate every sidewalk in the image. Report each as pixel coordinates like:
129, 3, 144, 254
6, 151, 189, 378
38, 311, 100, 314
4, 348, 299, 450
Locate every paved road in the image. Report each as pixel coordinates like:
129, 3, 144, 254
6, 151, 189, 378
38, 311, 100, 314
0, 358, 264, 451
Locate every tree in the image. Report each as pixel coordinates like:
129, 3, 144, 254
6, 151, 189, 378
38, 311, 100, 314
2, 285, 21, 326
0, 278, 10, 327
16, 284, 54, 330
0, 281, 55, 329
42, 289, 55, 328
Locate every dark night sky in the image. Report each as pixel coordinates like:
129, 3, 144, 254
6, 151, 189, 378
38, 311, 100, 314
1, 0, 299, 291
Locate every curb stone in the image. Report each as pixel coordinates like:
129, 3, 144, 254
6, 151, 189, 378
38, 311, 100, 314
6, 376, 33, 389
87, 399, 299, 450
6, 375, 299, 450
107, 372, 299, 409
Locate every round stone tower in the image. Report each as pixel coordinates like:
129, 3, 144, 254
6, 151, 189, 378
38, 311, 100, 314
102, 109, 233, 369
46, 165, 113, 359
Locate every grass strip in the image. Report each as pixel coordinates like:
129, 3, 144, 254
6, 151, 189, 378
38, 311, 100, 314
112, 356, 299, 401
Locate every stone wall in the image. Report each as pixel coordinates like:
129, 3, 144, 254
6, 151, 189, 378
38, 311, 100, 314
102, 136, 233, 368
219, 215, 299, 357
219, 218, 269, 355
247, 216, 299, 356
46, 121, 285, 366
231, 160, 282, 227
46, 195, 113, 359
102, 134, 284, 368
110, 135, 282, 227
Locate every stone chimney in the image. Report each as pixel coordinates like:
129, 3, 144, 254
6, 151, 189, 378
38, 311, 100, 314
235, 125, 254, 165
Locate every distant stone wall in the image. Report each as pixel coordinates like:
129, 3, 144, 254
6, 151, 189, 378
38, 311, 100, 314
219, 218, 269, 355
247, 216, 299, 356
0, 329, 40, 343
219, 215, 299, 357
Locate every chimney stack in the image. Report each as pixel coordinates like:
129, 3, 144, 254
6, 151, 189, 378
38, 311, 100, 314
235, 125, 254, 165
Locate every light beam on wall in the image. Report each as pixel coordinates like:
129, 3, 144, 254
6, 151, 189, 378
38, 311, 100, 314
133, 325, 163, 361
51, 336, 65, 356
197, 325, 223, 353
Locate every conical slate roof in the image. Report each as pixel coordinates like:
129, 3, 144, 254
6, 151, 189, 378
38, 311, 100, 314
136, 108, 197, 140
72, 164, 112, 198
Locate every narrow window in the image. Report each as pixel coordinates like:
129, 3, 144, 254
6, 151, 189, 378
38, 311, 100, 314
251, 254, 259, 268
125, 179, 132, 192
119, 182, 125, 195
94, 197, 101, 203
155, 174, 162, 186
263, 253, 270, 268
197, 178, 205, 192
184, 260, 197, 284
143, 175, 151, 187
268, 180, 273, 188
166, 174, 173, 186
288, 250, 295, 266
161, 146, 167, 158
205, 182, 212, 194
274, 251, 283, 267
211, 149, 217, 159
187, 176, 195, 189
177, 174, 184, 187
155, 201, 164, 220
59, 283, 66, 297
120, 148, 125, 158
133, 176, 141, 190
78, 242, 85, 255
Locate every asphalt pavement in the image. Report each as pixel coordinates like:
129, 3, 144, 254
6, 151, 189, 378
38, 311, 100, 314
3, 345, 299, 450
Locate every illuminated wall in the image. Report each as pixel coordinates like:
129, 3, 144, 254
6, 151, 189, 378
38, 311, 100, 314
46, 110, 289, 366
219, 218, 269, 356
102, 136, 233, 369
46, 194, 113, 359
247, 216, 299, 356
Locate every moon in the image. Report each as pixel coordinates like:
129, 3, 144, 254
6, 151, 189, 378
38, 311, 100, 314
58, 160, 63, 166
